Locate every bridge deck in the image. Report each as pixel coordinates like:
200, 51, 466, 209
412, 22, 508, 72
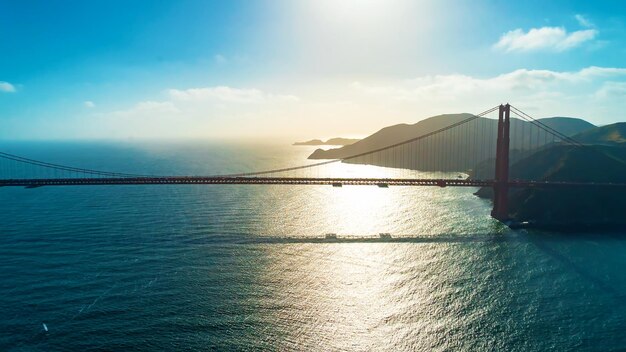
1, 177, 625, 188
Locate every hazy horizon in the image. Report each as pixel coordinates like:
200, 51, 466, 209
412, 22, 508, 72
2, 0, 626, 140
0, 111, 609, 143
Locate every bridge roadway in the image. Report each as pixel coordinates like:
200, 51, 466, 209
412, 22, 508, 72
1, 177, 625, 188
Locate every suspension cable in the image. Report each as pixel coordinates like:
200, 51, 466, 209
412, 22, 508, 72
509, 106, 584, 147
0, 152, 152, 178
510, 105, 625, 164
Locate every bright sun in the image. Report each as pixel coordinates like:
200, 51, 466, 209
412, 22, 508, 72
313, 0, 391, 20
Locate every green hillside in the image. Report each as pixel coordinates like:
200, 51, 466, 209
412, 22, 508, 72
506, 145, 626, 226
573, 122, 626, 145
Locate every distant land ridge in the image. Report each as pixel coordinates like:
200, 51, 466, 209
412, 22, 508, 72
308, 114, 594, 168
294, 137, 360, 146
473, 126, 626, 228
573, 122, 626, 145
304, 112, 626, 228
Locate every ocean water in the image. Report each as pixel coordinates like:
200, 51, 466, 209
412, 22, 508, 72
1, 141, 626, 351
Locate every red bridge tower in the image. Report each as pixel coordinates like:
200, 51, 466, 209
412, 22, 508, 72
491, 104, 511, 221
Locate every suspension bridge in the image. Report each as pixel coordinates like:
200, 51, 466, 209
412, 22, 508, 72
1, 104, 625, 221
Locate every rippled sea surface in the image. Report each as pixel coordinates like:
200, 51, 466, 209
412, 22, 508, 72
1, 141, 626, 351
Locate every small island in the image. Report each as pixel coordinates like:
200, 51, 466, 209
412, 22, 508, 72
293, 137, 360, 146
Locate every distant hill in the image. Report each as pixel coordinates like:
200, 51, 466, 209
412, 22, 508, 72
309, 113, 475, 160
572, 122, 626, 145
294, 139, 324, 146
493, 145, 626, 227
308, 114, 595, 172
538, 117, 596, 137
473, 122, 626, 227
471, 121, 625, 180
294, 137, 360, 146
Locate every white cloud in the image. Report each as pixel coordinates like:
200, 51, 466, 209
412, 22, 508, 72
494, 26, 598, 52
168, 86, 300, 103
575, 14, 593, 28
577, 66, 626, 78
82, 101, 183, 139
131, 100, 180, 113
594, 82, 626, 99
354, 66, 626, 99
81, 86, 303, 139
84, 101, 95, 108
0, 81, 16, 93
350, 66, 626, 125
112, 100, 180, 117
71, 71, 626, 139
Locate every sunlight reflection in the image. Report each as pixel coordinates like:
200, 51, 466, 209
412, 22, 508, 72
279, 160, 466, 180
256, 238, 489, 350
258, 243, 400, 350
225, 144, 497, 238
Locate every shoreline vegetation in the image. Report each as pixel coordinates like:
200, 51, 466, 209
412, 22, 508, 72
306, 114, 626, 230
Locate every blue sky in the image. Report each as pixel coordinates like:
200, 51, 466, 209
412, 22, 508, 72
2, 0, 626, 140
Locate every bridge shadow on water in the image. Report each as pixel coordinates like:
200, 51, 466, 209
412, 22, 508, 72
238, 231, 626, 306
178, 231, 626, 305
525, 233, 626, 306
179, 233, 507, 245
180, 231, 626, 245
